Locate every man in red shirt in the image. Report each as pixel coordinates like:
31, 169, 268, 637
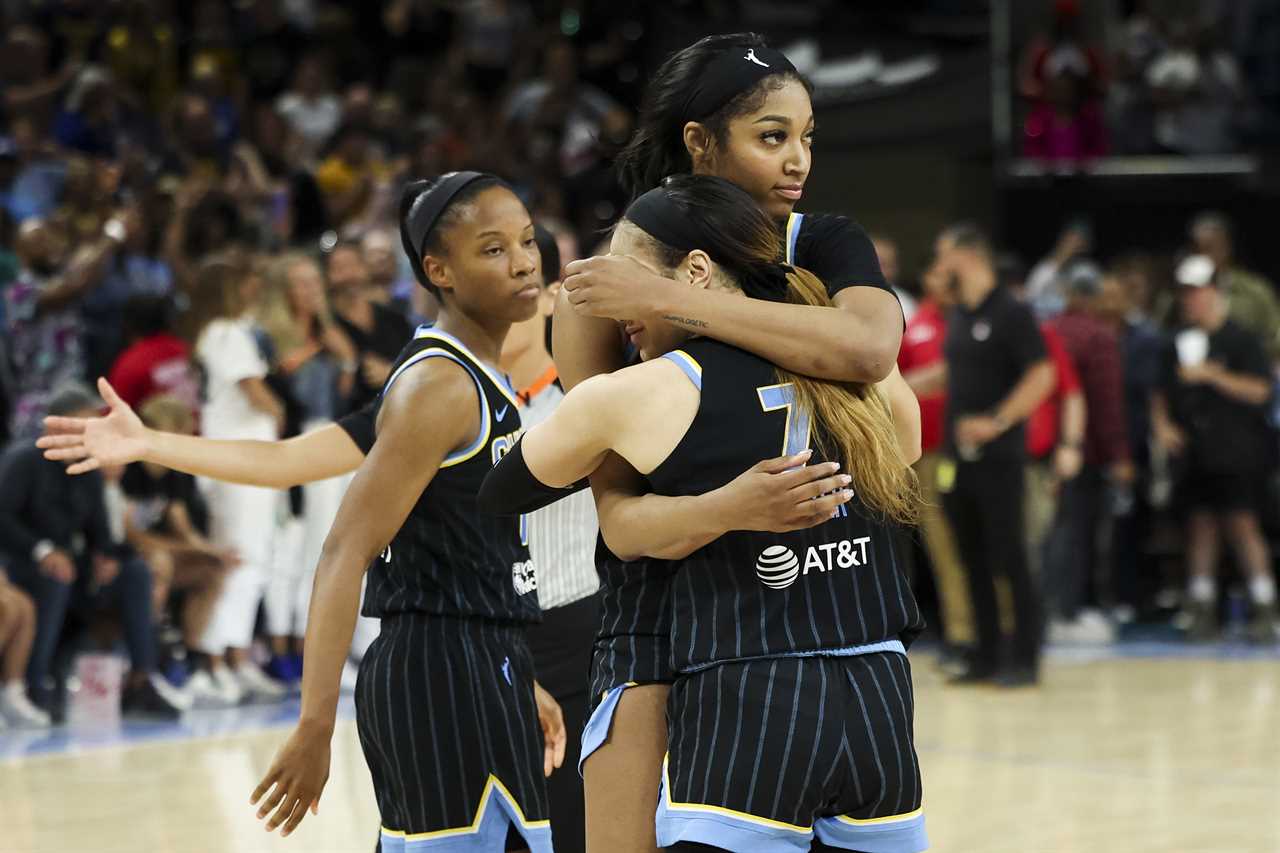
1024, 323, 1087, 611
1044, 262, 1133, 639
898, 264, 972, 664
107, 296, 200, 416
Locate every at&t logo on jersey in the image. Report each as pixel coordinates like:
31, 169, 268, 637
512, 559, 537, 596
755, 538, 872, 590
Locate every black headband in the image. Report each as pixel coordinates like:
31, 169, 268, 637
404, 171, 493, 262
683, 45, 797, 122
623, 184, 790, 298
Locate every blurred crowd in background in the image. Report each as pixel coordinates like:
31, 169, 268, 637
1018, 0, 1280, 162
0, 0, 1275, 727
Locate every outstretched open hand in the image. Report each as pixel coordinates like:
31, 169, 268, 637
36, 378, 149, 474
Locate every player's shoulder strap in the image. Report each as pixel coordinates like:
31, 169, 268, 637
784, 211, 805, 266
659, 338, 772, 396
389, 325, 520, 409
379, 327, 519, 468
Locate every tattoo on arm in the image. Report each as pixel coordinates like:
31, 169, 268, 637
662, 315, 710, 330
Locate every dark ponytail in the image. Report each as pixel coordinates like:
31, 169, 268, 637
614, 33, 812, 200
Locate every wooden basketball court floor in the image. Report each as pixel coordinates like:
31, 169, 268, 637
2, 645, 1278, 853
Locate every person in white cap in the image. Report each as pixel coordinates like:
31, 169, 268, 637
1189, 212, 1280, 363
1151, 254, 1277, 642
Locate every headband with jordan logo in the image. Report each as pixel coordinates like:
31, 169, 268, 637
681, 45, 798, 122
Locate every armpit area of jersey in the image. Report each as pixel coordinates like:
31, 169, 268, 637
479, 437, 587, 515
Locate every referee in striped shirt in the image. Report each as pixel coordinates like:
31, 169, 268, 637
501, 227, 598, 853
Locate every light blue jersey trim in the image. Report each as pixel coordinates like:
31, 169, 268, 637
657, 758, 813, 853
815, 809, 928, 853
661, 349, 703, 391
578, 682, 635, 776
413, 325, 520, 408
383, 348, 491, 467
656, 755, 927, 853
681, 639, 907, 674
785, 212, 804, 265
379, 776, 553, 853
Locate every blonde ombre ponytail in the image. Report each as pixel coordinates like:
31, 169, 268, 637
777, 266, 920, 525
621, 174, 920, 524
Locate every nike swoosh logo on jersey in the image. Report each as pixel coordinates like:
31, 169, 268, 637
496, 405, 509, 421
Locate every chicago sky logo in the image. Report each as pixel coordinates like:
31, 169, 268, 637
755, 538, 872, 590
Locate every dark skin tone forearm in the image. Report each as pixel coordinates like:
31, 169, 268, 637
562, 254, 903, 382
35, 237, 119, 314
251, 359, 475, 837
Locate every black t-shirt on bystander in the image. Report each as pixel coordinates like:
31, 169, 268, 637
336, 303, 415, 411
119, 463, 209, 536
1160, 319, 1275, 475
944, 285, 1047, 462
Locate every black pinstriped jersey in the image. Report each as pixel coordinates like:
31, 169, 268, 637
646, 338, 923, 673
361, 326, 540, 623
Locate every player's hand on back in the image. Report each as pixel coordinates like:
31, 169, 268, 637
712, 450, 854, 534
37, 378, 150, 474
251, 720, 332, 836
533, 680, 566, 777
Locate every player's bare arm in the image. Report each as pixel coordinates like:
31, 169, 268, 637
39, 377, 366, 488
250, 359, 474, 837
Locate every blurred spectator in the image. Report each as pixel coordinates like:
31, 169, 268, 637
163, 185, 246, 292
5, 216, 123, 439
255, 253, 356, 686
185, 254, 286, 705
119, 397, 233, 686
54, 66, 128, 159
1018, 0, 1106, 105
107, 295, 200, 415
898, 261, 973, 668
256, 253, 356, 426
239, 0, 310, 102
100, 0, 181, 115
275, 52, 342, 158
326, 242, 413, 409
362, 227, 419, 318
1188, 212, 1280, 361
0, 384, 183, 720
51, 155, 116, 246
1147, 20, 1246, 155
0, 564, 47, 727
0, 25, 84, 130
1024, 218, 1092, 319
1097, 259, 1166, 616
315, 121, 387, 231
186, 56, 240, 153
872, 233, 917, 323
1022, 64, 1109, 163
1043, 261, 1133, 643
1152, 255, 1277, 642
0, 117, 67, 223
504, 39, 631, 221
1023, 323, 1085, 605
451, 0, 536, 98
1107, 0, 1165, 154
934, 223, 1054, 685
82, 202, 173, 379
168, 93, 231, 182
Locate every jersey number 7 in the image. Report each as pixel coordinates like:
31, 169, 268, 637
757, 383, 813, 457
